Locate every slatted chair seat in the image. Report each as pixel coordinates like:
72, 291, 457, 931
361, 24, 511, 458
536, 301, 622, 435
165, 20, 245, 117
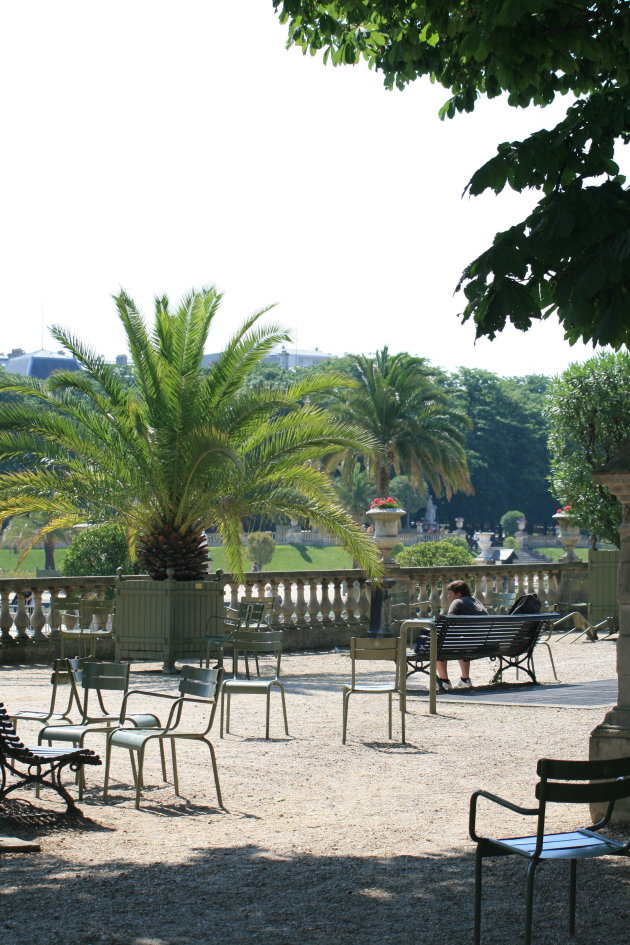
470, 756, 630, 944
0, 702, 101, 814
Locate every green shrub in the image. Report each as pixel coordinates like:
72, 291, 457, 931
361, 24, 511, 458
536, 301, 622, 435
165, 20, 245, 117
246, 532, 276, 569
500, 509, 525, 536
503, 536, 517, 549
394, 538, 475, 568
61, 524, 135, 576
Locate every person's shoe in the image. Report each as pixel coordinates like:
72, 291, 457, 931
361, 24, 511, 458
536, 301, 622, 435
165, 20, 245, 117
455, 677, 472, 690
436, 678, 452, 693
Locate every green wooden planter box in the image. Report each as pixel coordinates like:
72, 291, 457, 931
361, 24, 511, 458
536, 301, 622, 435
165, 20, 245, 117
114, 574, 224, 672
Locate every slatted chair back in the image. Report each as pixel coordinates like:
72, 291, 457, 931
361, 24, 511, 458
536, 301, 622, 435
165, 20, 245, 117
79, 660, 130, 723
231, 630, 284, 678
178, 664, 222, 700
536, 756, 630, 807
349, 635, 403, 687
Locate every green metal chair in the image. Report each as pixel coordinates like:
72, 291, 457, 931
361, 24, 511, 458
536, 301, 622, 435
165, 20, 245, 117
342, 635, 406, 744
202, 598, 273, 675
9, 658, 83, 732
39, 661, 162, 798
220, 630, 288, 740
470, 756, 630, 945
103, 665, 224, 809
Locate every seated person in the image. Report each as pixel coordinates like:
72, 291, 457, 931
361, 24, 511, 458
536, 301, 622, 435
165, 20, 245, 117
437, 580, 487, 692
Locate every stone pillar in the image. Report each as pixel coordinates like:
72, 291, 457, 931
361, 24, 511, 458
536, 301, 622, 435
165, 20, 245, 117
590, 444, 630, 821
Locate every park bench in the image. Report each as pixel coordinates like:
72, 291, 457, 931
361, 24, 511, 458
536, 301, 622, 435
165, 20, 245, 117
0, 702, 101, 814
405, 612, 559, 686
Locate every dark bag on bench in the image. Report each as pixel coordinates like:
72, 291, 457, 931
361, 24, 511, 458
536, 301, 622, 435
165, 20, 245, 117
509, 592, 541, 615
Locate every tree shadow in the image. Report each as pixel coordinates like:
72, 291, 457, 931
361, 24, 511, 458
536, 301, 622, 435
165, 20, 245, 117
1, 840, 628, 945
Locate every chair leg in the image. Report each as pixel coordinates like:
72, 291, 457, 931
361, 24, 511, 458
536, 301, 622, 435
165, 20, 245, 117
388, 692, 393, 740
568, 859, 577, 936
400, 692, 406, 744
541, 642, 558, 681
171, 739, 179, 796
473, 847, 484, 945
279, 686, 289, 736
158, 739, 167, 781
135, 746, 144, 809
220, 689, 225, 738
103, 738, 112, 799
205, 739, 223, 808
342, 691, 350, 744
525, 859, 538, 945
265, 688, 271, 740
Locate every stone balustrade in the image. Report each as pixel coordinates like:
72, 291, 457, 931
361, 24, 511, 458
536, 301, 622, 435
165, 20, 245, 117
0, 560, 586, 662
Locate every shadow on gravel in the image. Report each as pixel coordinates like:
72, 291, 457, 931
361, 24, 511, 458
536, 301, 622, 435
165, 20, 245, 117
1, 839, 628, 945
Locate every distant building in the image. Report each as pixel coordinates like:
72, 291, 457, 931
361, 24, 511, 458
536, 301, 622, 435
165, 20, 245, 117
201, 344, 336, 370
3, 348, 82, 380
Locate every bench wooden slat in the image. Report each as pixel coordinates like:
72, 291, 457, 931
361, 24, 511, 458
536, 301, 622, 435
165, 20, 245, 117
407, 613, 558, 685
0, 702, 101, 814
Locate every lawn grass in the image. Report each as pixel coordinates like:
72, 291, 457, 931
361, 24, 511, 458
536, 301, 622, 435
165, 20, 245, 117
534, 546, 589, 563
208, 543, 354, 572
0, 547, 68, 577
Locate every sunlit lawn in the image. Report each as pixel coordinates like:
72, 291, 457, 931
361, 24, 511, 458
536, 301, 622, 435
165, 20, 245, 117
535, 546, 589, 562
208, 543, 354, 571
0, 547, 68, 577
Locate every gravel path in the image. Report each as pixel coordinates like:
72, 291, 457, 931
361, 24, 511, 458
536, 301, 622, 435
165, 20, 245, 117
0, 637, 628, 945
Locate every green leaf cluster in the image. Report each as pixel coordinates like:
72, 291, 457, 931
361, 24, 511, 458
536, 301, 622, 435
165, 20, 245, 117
274, 1, 630, 347
545, 351, 630, 546
246, 531, 277, 568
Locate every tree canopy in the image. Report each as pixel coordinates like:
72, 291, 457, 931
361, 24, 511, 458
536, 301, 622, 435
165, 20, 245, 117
326, 347, 472, 499
274, 1, 630, 347
442, 369, 555, 528
545, 350, 630, 546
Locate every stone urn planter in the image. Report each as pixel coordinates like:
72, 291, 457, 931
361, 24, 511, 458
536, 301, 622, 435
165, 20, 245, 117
553, 511, 581, 562
475, 531, 495, 562
366, 506, 405, 564
516, 517, 528, 550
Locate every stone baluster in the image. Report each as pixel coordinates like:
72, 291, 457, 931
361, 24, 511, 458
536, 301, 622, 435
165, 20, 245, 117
0, 591, 15, 645
13, 591, 31, 644
294, 578, 308, 627
429, 576, 442, 614
357, 580, 370, 625
320, 578, 334, 625
306, 577, 320, 624
331, 577, 345, 625
516, 570, 527, 596
280, 580, 295, 624
30, 589, 48, 642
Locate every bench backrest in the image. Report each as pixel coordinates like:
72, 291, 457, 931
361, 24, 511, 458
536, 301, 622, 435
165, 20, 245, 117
433, 613, 553, 659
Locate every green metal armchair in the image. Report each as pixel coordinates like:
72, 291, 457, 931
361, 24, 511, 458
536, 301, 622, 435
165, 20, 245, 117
103, 665, 224, 809
470, 756, 630, 945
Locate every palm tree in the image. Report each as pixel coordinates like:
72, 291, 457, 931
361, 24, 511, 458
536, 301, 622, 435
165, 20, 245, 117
330, 348, 473, 501
0, 288, 382, 581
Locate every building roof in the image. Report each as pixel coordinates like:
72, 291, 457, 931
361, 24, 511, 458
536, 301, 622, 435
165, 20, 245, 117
4, 348, 82, 380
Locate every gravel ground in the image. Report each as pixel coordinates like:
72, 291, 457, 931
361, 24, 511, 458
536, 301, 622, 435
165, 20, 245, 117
0, 637, 628, 945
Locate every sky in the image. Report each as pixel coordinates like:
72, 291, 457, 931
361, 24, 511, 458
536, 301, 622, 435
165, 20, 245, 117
1, 1, 623, 378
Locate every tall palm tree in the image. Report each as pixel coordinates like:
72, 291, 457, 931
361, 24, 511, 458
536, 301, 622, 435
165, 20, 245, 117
0, 288, 382, 580
330, 348, 473, 501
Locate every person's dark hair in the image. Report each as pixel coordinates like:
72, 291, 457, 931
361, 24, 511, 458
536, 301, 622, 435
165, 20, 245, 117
447, 579, 472, 597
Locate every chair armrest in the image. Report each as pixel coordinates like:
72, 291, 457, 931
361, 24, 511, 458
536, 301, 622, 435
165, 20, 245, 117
119, 688, 179, 718
469, 789, 539, 842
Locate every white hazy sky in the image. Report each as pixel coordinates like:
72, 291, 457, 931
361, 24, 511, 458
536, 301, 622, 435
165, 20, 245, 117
1, 1, 622, 377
